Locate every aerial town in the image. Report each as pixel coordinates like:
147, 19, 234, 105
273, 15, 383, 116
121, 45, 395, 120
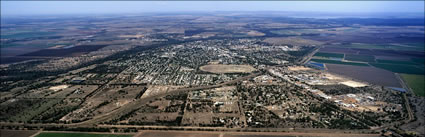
1, 9, 424, 137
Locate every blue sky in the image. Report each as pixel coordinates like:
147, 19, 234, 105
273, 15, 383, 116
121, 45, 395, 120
1, 1, 424, 16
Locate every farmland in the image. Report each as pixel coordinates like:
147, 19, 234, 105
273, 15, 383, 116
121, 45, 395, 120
401, 74, 425, 97
310, 59, 368, 66
344, 54, 375, 62
313, 41, 424, 91
370, 63, 424, 75
376, 59, 420, 65
326, 64, 401, 87
313, 52, 344, 58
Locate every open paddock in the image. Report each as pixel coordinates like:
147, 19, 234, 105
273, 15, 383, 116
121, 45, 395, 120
200, 64, 256, 74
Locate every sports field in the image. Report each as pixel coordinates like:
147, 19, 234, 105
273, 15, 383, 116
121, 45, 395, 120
401, 74, 425, 97
199, 64, 256, 74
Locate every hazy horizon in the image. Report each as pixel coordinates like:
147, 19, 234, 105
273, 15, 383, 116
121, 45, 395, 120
1, 1, 424, 16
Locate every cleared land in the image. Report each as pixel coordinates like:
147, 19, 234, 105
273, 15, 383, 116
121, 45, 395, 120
35, 132, 132, 137
0, 130, 39, 137
326, 64, 401, 87
401, 74, 425, 97
199, 64, 256, 74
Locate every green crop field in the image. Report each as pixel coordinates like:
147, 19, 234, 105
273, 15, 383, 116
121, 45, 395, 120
36, 132, 133, 137
313, 52, 344, 58
310, 59, 369, 66
401, 74, 425, 97
376, 59, 418, 65
370, 63, 425, 75
345, 54, 375, 62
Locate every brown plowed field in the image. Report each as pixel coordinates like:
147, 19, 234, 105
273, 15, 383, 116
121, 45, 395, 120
326, 64, 401, 87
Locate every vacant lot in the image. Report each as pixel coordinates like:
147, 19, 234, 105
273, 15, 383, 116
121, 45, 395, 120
35, 132, 132, 137
401, 74, 425, 97
200, 64, 256, 74
326, 64, 401, 87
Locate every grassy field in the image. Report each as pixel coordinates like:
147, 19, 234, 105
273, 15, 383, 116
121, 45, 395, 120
310, 59, 369, 66
313, 52, 344, 58
345, 54, 375, 62
401, 74, 425, 97
370, 63, 424, 75
35, 132, 133, 137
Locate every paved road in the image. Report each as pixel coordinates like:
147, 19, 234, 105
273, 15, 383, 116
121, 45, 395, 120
299, 46, 321, 65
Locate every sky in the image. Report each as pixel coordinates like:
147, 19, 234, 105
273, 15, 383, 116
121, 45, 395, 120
1, 1, 424, 16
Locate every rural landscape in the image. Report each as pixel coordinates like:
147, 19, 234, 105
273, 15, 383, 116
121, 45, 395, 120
1, 2, 425, 137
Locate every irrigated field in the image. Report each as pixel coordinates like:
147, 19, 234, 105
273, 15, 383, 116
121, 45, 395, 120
401, 74, 425, 97
199, 64, 256, 74
35, 132, 133, 137
370, 63, 424, 75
